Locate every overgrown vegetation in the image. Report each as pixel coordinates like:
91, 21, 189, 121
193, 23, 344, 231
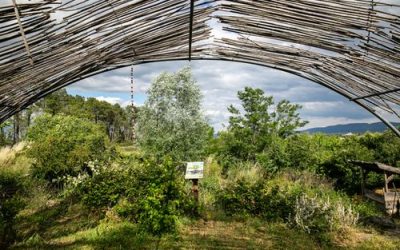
1, 67, 399, 249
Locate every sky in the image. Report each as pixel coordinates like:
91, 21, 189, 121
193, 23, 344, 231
67, 60, 380, 131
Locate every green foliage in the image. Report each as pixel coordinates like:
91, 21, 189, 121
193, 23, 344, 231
218, 178, 300, 220
286, 134, 324, 171
216, 165, 369, 233
120, 157, 189, 236
0, 121, 11, 146
215, 87, 307, 172
352, 198, 382, 218
137, 67, 209, 162
256, 134, 289, 174
359, 131, 400, 167
316, 136, 375, 193
217, 177, 266, 218
71, 155, 190, 236
0, 170, 27, 248
75, 167, 126, 208
228, 87, 307, 139
216, 167, 302, 220
26, 114, 110, 186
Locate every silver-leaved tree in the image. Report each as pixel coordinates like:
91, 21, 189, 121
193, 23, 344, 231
137, 67, 209, 162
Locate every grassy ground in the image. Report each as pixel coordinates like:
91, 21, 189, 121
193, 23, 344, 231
11, 210, 400, 250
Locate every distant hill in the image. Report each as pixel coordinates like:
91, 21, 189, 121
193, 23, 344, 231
303, 122, 400, 135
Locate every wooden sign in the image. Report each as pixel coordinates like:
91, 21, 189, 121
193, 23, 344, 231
185, 162, 204, 180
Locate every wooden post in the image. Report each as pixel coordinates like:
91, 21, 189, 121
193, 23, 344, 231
191, 179, 199, 203
384, 171, 389, 193
191, 179, 199, 216
392, 183, 398, 216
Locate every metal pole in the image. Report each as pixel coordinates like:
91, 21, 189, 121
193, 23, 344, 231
188, 0, 195, 61
131, 65, 136, 141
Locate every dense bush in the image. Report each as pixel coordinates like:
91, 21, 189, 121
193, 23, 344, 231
316, 136, 375, 193
216, 167, 301, 220
359, 131, 400, 167
71, 164, 126, 208
217, 177, 266, 218
218, 179, 301, 220
0, 171, 27, 248
216, 166, 373, 229
26, 114, 110, 186
285, 134, 331, 171
68, 156, 191, 236
119, 157, 191, 235
256, 135, 289, 174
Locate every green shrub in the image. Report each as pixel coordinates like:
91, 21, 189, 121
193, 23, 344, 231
352, 197, 382, 218
317, 136, 374, 193
285, 133, 332, 171
70, 156, 190, 236
216, 172, 299, 220
359, 131, 400, 167
212, 143, 240, 172
217, 178, 265, 218
256, 135, 289, 174
75, 167, 126, 208
123, 157, 190, 236
0, 171, 27, 248
26, 114, 110, 187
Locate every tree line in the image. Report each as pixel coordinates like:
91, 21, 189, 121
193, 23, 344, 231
0, 89, 137, 146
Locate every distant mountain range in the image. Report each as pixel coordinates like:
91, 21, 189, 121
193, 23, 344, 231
303, 122, 400, 134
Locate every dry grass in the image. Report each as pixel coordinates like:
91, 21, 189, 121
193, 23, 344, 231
179, 220, 320, 250
0, 142, 31, 174
281, 169, 334, 190
331, 227, 400, 250
0, 142, 24, 165
225, 162, 265, 185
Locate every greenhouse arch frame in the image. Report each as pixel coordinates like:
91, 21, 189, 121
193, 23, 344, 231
1, 0, 400, 135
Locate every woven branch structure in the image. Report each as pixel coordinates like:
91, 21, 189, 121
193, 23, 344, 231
0, 0, 400, 134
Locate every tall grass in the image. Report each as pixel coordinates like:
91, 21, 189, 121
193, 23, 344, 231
225, 161, 265, 184
0, 142, 31, 174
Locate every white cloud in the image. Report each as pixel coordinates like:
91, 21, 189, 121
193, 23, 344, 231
95, 96, 122, 105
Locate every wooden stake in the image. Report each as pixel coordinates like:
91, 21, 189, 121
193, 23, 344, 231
12, 0, 33, 65
191, 179, 199, 203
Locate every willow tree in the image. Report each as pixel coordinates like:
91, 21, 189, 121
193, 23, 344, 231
137, 67, 208, 162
